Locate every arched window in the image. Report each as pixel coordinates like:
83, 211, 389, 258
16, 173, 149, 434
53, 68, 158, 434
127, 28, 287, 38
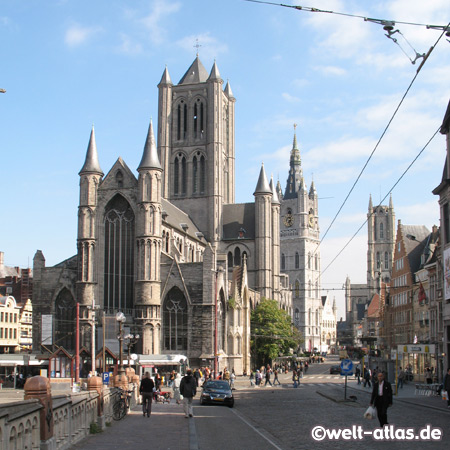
294, 308, 300, 326
236, 336, 241, 354
177, 104, 181, 140
295, 280, 300, 298
163, 287, 188, 351
227, 251, 233, 269
55, 288, 76, 351
115, 170, 123, 188
315, 254, 318, 270
281, 253, 286, 270
174, 157, 179, 195
234, 247, 241, 267
193, 100, 205, 139
376, 252, 381, 269
193, 156, 198, 193
183, 103, 187, 139
380, 222, 384, 239
308, 252, 311, 269
385, 252, 389, 271
181, 157, 187, 195
200, 155, 206, 194
104, 194, 135, 311
295, 252, 299, 269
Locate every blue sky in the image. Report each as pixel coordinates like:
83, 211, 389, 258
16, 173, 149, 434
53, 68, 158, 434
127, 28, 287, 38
1, 0, 449, 319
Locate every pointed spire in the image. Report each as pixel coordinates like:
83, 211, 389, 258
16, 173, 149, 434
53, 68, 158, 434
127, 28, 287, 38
79, 126, 103, 176
284, 124, 303, 199
290, 124, 301, 166
158, 65, 173, 87
179, 56, 209, 84
369, 194, 373, 211
224, 80, 234, 99
389, 193, 394, 209
309, 179, 316, 196
270, 176, 281, 205
276, 180, 283, 200
208, 60, 222, 82
254, 163, 272, 195
138, 119, 162, 170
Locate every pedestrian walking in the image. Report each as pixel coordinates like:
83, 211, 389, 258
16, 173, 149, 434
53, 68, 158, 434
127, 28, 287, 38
180, 369, 197, 418
397, 367, 405, 389
364, 368, 371, 388
273, 369, 281, 386
355, 366, 361, 384
173, 373, 182, 404
139, 372, 155, 417
443, 368, 450, 408
369, 371, 393, 427
425, 367, 432, 384
264, 368, 273, 386
293, 370, 299, 388
250, 370, 255, 387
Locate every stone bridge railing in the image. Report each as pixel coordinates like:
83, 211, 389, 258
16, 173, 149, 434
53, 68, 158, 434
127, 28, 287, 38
0, 372, 139, 450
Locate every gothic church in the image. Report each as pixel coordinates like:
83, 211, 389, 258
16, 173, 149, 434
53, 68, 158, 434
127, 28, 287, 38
32, 57, 293, 373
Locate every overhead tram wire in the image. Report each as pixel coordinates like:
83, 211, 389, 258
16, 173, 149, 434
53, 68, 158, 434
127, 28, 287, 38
243, 0, 449, 30
319, 125, 441, 279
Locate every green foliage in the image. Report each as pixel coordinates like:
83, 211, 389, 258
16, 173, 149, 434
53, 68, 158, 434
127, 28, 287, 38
228, 297, 236, 309
89, 422, 103, 434
251, 298, 303, 368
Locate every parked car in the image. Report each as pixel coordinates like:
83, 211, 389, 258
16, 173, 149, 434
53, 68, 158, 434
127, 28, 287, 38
329, 365, 341, 375
200, 380, 234, 407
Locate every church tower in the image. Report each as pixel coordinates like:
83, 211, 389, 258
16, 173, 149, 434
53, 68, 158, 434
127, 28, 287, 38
367, 194, 396, 293
135, 120, 163, 354
280, 127, 322, 352
77, 127, 103, 306
157, 57, 236, 243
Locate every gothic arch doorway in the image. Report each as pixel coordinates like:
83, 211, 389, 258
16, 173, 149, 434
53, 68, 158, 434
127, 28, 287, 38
54, 288, 76, 351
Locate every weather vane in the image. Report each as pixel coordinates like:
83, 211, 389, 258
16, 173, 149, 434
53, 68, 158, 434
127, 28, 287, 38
194, 38, 201, 56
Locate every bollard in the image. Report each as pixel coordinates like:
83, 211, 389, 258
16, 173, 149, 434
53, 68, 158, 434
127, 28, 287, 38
24, 376, 55, 450
87, 376, 105, 430
112, 373, 128, 390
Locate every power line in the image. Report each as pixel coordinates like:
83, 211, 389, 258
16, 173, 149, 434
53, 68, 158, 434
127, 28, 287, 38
244, 0, 449, 30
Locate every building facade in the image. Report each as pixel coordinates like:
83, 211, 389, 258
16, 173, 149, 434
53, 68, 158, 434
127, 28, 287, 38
31, 57, 292, 373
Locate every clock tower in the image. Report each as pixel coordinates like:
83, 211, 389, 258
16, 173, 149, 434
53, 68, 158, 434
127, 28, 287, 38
280, 127, 322, 352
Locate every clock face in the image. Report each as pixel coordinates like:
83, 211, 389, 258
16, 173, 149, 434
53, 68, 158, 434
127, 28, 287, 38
283, 214, 294, 227
308, 214, 314, 228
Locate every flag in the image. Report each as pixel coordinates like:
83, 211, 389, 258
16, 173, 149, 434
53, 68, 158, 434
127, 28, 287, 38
418, 282, 426, 305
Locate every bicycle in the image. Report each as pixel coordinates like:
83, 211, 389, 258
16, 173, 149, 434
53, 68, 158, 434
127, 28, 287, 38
113, 388, 133, 421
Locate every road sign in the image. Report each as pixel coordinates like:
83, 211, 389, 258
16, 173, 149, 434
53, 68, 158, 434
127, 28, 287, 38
340, 359, 353, 376
102, 372, 110, 385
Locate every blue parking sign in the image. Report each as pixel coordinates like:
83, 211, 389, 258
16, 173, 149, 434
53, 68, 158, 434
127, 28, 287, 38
102, 372, 110, 385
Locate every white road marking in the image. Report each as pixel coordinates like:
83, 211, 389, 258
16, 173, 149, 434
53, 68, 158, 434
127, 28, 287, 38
231, 407, 284, 450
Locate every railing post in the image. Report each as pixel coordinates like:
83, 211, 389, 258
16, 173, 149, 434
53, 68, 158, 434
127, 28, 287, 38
87, 376, 105, 430
24, 376, 55, 450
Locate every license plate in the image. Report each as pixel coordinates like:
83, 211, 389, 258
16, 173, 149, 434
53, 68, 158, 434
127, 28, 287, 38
213, 398, 224, 401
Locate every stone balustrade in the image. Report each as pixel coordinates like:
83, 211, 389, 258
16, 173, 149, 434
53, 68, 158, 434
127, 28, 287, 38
0, 376, 138, 450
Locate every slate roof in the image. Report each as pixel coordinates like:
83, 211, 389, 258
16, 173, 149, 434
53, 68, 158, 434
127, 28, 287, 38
401, 224, 430, 274
222, 203, 256, 240
178, 56, 209, 85
161, 198, 203, 242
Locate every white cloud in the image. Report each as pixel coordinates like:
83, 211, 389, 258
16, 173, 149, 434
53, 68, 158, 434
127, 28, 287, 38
396, 200, 440, 228
140, 0, 181, 45
282, 92, 300, 103
65, 23, 102, 47
314, 65, 347, 76
117, 33, 142, 55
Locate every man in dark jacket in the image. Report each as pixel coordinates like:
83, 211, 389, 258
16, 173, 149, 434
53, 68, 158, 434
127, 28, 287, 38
180, 369, 197, 418
370, 371, 393, 427
139, 372, 155, 417
444, 368, 450, 408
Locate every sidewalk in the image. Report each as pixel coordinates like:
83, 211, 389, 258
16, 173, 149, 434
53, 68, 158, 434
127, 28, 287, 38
70, 401, 191, 450
346, 377, 450, 412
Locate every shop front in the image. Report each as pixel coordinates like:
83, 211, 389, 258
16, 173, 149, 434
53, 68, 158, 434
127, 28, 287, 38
397, 344, 436, 383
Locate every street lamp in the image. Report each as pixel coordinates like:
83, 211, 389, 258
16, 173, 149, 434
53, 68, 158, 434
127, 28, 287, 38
116, 312, 126, 377
125, 332, 140, 368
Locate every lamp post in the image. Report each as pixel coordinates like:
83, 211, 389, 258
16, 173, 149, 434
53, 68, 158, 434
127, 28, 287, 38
87, 298, 100, 375
116, 312, 126, 377
125, 333, 140, 369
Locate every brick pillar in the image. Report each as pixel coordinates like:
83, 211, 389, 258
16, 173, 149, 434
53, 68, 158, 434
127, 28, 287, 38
87, 376, 105, 430
24, 376, 54, 449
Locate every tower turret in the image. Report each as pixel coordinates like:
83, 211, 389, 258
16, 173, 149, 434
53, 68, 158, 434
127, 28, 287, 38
284, 126, 303, 199
270, 176, 280, 300
136, 119, 163, 354
77, 126, 103, 308
254, 164, 273, 298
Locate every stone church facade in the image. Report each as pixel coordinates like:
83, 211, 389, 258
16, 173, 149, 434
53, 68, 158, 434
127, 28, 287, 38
32, 57, 292, 373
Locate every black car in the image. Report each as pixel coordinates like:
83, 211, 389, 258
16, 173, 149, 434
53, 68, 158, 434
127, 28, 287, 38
200, 380, 234, 408
329, 365, 341, 375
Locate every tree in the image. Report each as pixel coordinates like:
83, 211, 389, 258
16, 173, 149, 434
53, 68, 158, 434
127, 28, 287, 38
251, 298, 303, 368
